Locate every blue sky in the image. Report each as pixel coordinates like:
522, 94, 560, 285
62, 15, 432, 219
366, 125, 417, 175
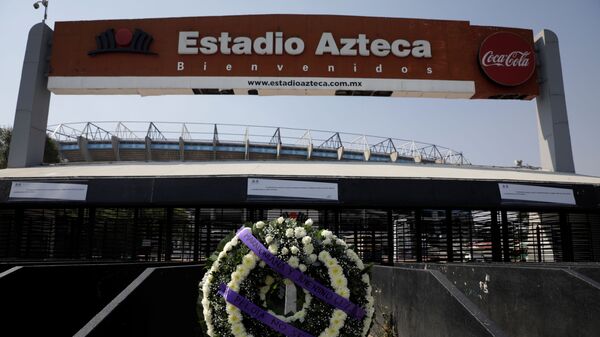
1, 0, 599, 176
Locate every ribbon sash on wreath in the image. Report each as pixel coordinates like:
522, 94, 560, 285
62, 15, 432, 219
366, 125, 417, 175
236, 227, 366, 320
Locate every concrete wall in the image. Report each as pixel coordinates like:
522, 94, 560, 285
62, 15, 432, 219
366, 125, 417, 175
371, 265, 505, 337
382, 264, 600, 337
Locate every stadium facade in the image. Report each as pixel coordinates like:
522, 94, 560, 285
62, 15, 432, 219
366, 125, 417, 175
1, 14, 599, 265
1, 13, 600, 337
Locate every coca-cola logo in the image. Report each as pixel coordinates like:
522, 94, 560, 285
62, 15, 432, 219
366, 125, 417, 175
479, 32, 535, 86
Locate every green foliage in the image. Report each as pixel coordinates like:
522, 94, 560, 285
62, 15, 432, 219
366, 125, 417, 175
0, 127, 10, 169
44, 137, 60, 164
0, 127, 61, 168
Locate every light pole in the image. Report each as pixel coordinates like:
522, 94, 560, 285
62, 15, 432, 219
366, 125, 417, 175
33, 0, 49, 23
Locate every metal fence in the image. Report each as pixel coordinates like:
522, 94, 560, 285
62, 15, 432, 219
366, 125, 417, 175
0, 207, 598, 264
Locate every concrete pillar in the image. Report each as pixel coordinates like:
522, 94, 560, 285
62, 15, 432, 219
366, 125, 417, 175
7, 23, 53, 168
178, 137, 185, 161
77, 137, 92, 162
145, 136, 152, 161
337, 146, 344, 160
111, 136, 121, 161
535, 30, 575, 173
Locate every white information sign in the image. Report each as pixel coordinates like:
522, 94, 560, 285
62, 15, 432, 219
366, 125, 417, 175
498, 183, 576, 205
9, 182, 88, 201
247, 178, 338, 201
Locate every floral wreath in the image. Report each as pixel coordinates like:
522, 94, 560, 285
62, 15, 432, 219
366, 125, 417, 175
198, 217, 375, 337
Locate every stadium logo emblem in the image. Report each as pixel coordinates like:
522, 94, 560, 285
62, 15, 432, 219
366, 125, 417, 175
88, 28, 157, 56
479, 32, 535, 86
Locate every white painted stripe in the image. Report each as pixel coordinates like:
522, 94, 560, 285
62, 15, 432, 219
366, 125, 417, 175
48, 76, 475, 98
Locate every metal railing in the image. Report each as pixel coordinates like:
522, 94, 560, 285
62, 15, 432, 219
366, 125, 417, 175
48, 121, 470, 165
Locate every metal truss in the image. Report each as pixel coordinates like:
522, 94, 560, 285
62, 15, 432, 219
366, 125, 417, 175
47, 121, 471, 165
146, 122, 167, 141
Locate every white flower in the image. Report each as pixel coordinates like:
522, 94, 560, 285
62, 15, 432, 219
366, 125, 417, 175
265, 275, 275, 285
323, 238, 332, 245
281, 247, 289, 255
322, 230, 333, 239
330, 265, 343, 276
325, 257, 338, 267
285, 228, 294, 238
291, 246, 299, 255
336, 239, 347, 247
259, 261, 266, 268
265, 235, 273, 244
242, 254, 256, 268
299, 264, 307, 272
277, 216, 285, 224
356, 259, 365, 270
332, 275, 347, 288
255, 221, 265, 229
302, 236, 312, 245
362, 274, 370, 283
305, 218, 313, 226
288, 256, 300, 268
268, 244, 278, 254
336, 288, 350, 298
294, 226, 307, 238
303, 243, 314, 255
308, 254, 317, 263
318, 250, 329, 261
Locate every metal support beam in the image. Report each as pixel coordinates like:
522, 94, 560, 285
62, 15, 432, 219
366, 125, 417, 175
87, 207, 96, 259
131, 208, 139, 260
446, 210, 454, 262
8, 23, 53, 168
535, 30, 575, 173
206, 215, 212, 259
193, 208, 200, 262
165, 208, 173, 261
559, 212, 574, 262
491, 210, 502, 262
415, 209, 423, 263
501, 211, 510, 262
387, 210, 394, 266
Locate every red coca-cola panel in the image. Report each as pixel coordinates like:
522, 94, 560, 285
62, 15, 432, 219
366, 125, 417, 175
479, 32, 536, 86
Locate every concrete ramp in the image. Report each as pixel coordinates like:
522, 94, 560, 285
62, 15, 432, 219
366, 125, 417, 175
372, 264, 600, 337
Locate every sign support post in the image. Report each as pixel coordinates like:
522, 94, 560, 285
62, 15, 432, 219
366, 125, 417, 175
535, 29, 575, 173
8, 23, 53, 168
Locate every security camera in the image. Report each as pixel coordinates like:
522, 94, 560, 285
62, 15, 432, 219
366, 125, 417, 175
33, 1, 47, 9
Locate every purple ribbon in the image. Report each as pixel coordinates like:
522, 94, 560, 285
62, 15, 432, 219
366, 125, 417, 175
237, 227, 366, 320
219, 284, 315, 337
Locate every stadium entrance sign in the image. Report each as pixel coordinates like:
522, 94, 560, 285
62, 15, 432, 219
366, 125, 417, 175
47, 14, 538, 99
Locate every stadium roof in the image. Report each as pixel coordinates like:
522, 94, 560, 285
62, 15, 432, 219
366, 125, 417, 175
1, 161, 599, 185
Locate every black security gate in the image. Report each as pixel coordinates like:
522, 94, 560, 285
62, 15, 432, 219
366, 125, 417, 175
0, 206, 599, 264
